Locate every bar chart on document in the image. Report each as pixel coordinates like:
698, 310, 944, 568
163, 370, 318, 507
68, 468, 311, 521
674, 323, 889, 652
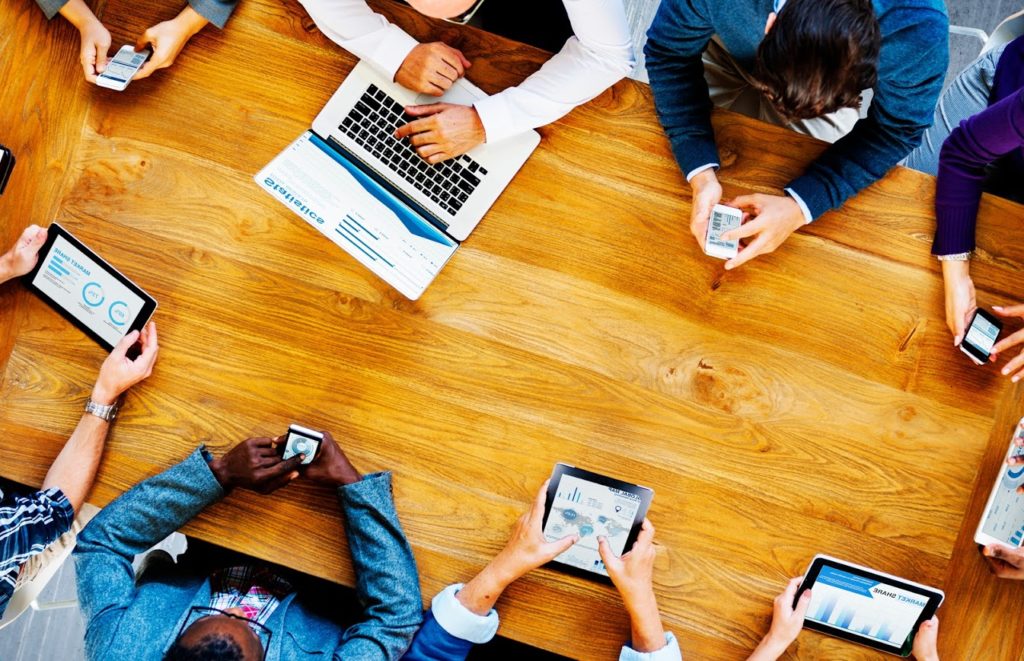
807, 566, 928, 646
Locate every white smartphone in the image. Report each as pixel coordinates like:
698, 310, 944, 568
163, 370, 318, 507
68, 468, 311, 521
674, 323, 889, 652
96, 45, 150, 91
705, 204, 742, 260
975, 417, 1024, 548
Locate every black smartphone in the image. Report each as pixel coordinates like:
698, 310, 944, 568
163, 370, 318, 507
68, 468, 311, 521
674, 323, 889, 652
961, 308, 1002, 365
0, 145, 15, 195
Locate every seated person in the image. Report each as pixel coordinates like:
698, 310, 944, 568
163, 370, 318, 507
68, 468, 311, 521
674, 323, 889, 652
32, 0, 239, 83
402, 480, 681, 660
73, 430, 423, 660
644, 0, 947, 269
909, 37, 1024, 363
747, 578, 940, 661
298, 0, 635, 163
0, 225, 158, 617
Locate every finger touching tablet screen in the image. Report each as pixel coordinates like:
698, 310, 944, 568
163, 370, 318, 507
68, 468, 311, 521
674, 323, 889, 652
23, 223, 157, 351
797, 555, 943, 657
542, 463, 653, 583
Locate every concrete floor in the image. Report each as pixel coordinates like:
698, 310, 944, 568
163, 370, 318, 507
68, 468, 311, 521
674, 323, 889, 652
0, 1, 1015, 659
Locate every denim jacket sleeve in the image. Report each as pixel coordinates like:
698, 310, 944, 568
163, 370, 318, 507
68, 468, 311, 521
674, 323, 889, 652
336, 472, 424, 660
72, 448, 224, 654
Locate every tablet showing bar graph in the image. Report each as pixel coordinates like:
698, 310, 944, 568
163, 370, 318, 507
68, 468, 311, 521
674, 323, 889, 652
798, 555, 943, 656
975, 418, 1024, 548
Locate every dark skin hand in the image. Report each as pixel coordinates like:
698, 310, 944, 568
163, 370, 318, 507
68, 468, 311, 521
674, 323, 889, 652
177, 609, 263, 660
297, 430, 362, 487
209, 437, 305, 494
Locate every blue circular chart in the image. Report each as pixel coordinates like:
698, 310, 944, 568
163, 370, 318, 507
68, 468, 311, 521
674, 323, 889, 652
82, 282, 105, 308
108, 301, 129, 326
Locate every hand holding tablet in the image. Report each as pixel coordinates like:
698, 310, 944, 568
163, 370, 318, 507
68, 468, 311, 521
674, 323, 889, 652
23, 223, 157, 351
795, 555, 943, 657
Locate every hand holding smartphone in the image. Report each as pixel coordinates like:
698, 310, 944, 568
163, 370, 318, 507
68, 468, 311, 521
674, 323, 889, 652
96, 45, 151, 91
960, 308, 1002, 365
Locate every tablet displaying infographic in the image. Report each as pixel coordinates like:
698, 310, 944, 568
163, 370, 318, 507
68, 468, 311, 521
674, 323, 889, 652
799, 556, 943, 656
24, 223, 157, 351
976, 418, 1024, 547
542, 464, 652, 582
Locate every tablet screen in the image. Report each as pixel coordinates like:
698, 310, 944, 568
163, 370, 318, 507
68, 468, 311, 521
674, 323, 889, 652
31, 234, 146, 347
807, 565, 929, 647
980, 462, 1024, 546
543, 474, 643, 576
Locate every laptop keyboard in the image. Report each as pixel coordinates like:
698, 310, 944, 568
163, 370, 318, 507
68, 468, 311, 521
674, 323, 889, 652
339, 84, 489, 217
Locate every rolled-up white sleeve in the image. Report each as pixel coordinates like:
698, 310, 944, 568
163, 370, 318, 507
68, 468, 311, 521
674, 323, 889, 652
297, 0, 419, 81
619, 632, 683, 661
431, 583, 501, 644
474, 0, 635, 143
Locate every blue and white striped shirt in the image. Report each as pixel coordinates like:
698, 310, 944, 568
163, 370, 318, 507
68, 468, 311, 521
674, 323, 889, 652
0, 486, 74, 617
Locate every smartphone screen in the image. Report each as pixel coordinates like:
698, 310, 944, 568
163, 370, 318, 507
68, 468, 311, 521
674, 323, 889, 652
97, 46, 149, 87
963, 309, 1002, 361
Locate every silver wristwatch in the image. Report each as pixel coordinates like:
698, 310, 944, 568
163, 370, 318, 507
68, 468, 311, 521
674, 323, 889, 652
85, 398, 120, 423
937, 252, 972, 261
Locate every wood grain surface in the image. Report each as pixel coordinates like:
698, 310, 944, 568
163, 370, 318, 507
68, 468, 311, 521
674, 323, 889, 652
1, 0, 1023, 658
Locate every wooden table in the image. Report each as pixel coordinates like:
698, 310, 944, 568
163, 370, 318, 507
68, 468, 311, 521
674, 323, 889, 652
3, 0, 1024, 658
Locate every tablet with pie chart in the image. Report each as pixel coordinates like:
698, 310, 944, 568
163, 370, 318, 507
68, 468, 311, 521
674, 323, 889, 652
23, 223, 157, 351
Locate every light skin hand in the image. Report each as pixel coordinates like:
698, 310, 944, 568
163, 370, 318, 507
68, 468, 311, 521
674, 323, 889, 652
91, 322, 160, 405
990, 304, 1024, 381
395, 42, 471, 96
598, 519, 666, 654
41, 325, 159, 512
394, 103, 485, 163
59, 0, 111, 82
133, 6, 209, 80
689, 169, 723, 251
747, 578, 812, 661
721, 194, 806, 270
456, 480, 578, 616
982, 543, 1024, 580
0, 225, 48, 283
911, 616, 940, 661
941, 260, 976, 346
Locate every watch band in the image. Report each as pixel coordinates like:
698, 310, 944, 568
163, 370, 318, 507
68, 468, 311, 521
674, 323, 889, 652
84, 398, 119, 423
937, 252, 972, 261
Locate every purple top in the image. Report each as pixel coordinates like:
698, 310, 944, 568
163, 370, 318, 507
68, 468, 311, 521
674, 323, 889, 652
933, 36, 1024, 255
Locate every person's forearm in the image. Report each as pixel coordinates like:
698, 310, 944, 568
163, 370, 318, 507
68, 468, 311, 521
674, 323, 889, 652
455, 562, 515, 616
624, 590, 667, 653
747, 634, 789, 661
175, 5, 209, 37
942, 259, 971, 282
41, 412, 109, 514
58, 0, 99, 28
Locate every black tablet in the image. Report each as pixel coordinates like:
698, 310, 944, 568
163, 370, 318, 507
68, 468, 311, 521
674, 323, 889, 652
23, 222, 157, 351
541, 463, 653, 583
796, 555, 944, 657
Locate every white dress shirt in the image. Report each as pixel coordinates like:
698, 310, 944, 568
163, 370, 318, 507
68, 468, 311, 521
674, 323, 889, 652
297, 0, 636, 144
432, 584, 684, 659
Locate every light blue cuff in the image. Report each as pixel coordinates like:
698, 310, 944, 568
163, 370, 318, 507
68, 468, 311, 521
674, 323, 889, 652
431, 583, 500, 644
685, 163, 719, 182
620, 632, 683, 661
784, 187, 814, 224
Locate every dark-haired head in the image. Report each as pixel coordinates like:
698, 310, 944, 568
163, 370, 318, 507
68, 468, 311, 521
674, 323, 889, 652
752, 0, 881, 121
164, 613, 263, 661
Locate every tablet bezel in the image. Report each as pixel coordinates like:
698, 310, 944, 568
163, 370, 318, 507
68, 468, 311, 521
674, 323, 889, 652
541, 463, 653, 585
22, 222, 157, 352
796, 555, 944, 657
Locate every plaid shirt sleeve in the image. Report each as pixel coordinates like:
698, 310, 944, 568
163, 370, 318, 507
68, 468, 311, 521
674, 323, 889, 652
0, 487, 75, 583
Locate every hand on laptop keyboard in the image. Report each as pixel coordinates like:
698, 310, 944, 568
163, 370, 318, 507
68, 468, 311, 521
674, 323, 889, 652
395, 103, 485, 164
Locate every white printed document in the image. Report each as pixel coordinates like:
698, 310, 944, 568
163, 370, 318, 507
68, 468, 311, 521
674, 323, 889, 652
255, 131, 458, 299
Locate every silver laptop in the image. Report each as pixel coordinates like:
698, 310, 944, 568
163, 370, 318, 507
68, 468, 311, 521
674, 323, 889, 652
256, 60, 540, 299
